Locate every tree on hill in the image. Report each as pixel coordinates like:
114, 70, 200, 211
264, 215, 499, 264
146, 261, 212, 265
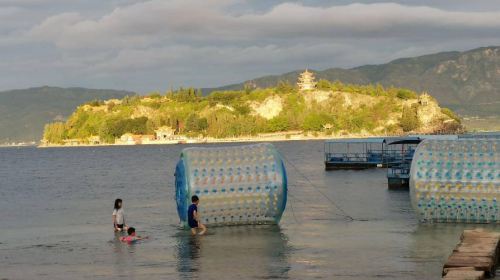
400, 105, 420, 132
185, 113, 208, 133
396, 89, 418, 100
43, 122, 66, 144
441, 108, 461, 123
167, 87, 201, 102
99, 117, 149, 141
302, 113, 333, 131
267, 116, 290, 132
316, 79, 332, 90
276, 80, 295, 94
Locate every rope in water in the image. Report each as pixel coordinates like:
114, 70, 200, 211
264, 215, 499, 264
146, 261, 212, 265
278, 150, 355, 222
286, 192, 300, 224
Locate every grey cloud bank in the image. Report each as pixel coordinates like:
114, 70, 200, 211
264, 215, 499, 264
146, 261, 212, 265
1, 0, 500, 92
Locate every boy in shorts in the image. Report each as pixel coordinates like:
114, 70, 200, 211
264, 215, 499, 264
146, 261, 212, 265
188, 195, 207, 235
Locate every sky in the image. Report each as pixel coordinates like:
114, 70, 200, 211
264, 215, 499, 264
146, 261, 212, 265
1, 0, 500, 93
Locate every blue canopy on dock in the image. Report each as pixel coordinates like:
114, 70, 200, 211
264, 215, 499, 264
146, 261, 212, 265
387, 137, 421, 145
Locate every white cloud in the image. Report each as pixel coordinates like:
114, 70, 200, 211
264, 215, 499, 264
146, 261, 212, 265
23, 1, 500, 50
29, 12, 82, 41
1, 0, 500, 91
0, 0, 60, 5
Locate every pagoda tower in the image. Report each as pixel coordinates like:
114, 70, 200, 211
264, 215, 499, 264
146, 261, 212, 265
297, 69, 316, 91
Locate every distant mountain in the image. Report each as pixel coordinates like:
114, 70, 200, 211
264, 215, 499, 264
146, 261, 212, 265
0, 86, 133, 143
207, 46, 500, 117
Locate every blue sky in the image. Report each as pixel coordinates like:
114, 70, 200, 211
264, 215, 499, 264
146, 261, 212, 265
1, 0, 500, 93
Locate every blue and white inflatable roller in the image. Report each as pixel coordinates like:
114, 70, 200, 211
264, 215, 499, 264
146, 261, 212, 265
175, 143, 287, 227
410, 138, 500, 223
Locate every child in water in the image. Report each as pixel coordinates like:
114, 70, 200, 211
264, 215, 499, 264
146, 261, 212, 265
188, 195, 207, 235
112, 198, 128, 232
120, 227, 147, 243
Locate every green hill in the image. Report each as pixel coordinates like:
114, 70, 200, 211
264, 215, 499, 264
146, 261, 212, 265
206, 46, 500, 117
42, 83, 461, 145
0, 86, 133, 143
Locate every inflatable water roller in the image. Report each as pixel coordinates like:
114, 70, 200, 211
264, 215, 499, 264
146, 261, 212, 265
175, 143, 287, 227
410, 138, 500, 223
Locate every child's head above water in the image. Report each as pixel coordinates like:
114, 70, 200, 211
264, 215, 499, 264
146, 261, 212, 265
127, 227, 136, 236
191, 195, 199, 204
114, 198, 122, 210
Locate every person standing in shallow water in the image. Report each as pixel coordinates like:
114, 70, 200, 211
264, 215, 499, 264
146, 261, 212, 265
188, 195, 207, 235
112, 198, 128, 232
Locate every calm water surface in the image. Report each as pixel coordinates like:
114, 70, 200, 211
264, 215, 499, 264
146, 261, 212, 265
0, 141, 493, 279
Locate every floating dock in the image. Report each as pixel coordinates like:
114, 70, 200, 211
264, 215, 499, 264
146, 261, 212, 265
324, 138, 388, 170
442, 229, 500, 279
387, 162, 410, 190
324, 137, 420, 171
386, 138, 421, 190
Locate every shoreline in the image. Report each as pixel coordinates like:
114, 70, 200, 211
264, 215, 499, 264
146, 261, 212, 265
0, 144, 37, 148
37, 129, 498, 148
37, 133, 396, 148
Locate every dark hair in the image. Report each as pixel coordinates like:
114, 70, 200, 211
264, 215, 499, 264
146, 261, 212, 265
114, 198, 122, 210
127, 227, 135, 235
191, 195, 199, 202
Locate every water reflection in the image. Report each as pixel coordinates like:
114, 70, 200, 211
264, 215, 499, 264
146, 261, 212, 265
176, 225, 290, 279
176, 233, 202, 275
111, 232, 137, 278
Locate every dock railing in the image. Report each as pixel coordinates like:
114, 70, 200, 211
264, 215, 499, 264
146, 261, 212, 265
324, 138, 389, 169
387, 162, 411, 178
324, 137, 421, 170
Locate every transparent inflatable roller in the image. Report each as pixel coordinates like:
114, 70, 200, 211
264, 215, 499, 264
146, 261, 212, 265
175, 143, 287, 227
410, 139, 500, 223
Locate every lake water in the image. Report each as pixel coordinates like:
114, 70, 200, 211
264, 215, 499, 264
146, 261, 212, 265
0, 141, 493, 279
